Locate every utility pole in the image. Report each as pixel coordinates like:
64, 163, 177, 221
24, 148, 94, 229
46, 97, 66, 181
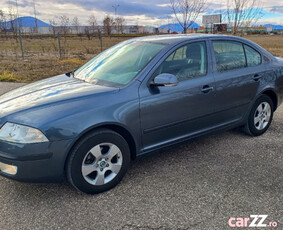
112, 4, 120, 17
167, 16, 170, 33
15, 0, 20, 28
58, 33, 62, 59
33, 0, 38, 33
15, 0, 24, 59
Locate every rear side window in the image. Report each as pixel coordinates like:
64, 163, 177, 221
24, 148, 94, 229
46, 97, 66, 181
244, 45, 261, 67
213, 41, 246, 72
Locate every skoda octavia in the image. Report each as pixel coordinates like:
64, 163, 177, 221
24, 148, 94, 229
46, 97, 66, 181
0, 34, 282, 194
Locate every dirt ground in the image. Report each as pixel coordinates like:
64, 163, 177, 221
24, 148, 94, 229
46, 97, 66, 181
0, 34, 283, 83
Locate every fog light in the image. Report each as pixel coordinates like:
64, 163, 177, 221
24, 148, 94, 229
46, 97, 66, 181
0, 162, 17, 175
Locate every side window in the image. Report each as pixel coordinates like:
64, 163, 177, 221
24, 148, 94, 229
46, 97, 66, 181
154, 42, 207, 81
213, 41, 246, 72
263, 55, 271, 63
244, 45, 261, 67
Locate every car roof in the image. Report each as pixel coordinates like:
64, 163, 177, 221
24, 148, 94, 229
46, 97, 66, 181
126, 34, 275, 61
130, 34, 234, 45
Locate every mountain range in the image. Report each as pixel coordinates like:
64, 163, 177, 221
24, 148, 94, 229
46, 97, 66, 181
3, 16, 283, 31
4, 16, 50, 28
262, 24, 283, 30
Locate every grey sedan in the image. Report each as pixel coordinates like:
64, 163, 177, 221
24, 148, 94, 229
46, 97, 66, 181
0, 34, 282, 194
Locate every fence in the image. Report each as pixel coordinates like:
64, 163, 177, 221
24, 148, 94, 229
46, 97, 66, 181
0, 33, 140, 82
0, 32, 142, 59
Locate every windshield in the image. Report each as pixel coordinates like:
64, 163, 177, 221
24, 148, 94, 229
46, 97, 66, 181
74, 41, 166, 87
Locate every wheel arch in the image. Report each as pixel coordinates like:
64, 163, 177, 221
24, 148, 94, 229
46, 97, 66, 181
64, 123, 138, 170
260, 89, 278, 111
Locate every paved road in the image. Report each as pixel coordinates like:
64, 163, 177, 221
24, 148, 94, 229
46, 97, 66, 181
0, 82, 282, 230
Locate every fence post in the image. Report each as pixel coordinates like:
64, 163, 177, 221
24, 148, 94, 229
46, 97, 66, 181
100, 36, 103, 53
98, 30, 103, 52
58, 32, 62, 59
19, 28, 24, 59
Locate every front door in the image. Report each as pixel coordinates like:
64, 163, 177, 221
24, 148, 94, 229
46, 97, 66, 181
139, 41, 216, 151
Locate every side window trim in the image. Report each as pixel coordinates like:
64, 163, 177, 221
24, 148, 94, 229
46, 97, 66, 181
242, 43, 248, 68
172, 50, 177, 60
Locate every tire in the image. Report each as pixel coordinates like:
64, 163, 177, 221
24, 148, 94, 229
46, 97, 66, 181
243, 95, 274, 136
66, 128, 131, 194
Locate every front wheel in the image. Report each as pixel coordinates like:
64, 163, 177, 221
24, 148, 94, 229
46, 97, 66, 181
244, 95, 274, 136
66, 129, 131, 194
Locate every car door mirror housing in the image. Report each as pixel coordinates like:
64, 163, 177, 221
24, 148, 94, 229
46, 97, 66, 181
151, 73, 179, 87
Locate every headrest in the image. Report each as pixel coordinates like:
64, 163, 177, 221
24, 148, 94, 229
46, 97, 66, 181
186, 43, 201, 60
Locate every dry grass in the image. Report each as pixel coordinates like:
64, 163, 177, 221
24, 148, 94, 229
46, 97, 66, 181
0, 35, 134, 82
243, 35, 283, 57
0, 34, 282, 83
0, 71, 17, 82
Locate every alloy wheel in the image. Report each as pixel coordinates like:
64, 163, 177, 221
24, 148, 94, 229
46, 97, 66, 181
254, 102, 271, 131
81, 143, 123, 186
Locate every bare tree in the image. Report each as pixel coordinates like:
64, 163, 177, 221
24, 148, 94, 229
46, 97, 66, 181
115, 17, 125, 34
88, 15, 97, 36
8, 6, 18, 39
84, 26, 91, 40
49, 19, 58, 36
103, 16, 114, 35
0, 10, 7, 33
225, 0, 264, 34
59, 15, 70, 35
170, 0, 206, 33
72, 16, 80, 34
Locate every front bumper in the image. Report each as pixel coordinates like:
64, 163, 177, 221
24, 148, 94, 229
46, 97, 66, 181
0, 139, 73, 183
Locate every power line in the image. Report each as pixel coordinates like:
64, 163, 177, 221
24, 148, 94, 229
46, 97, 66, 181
15, 0, 20, 27
33, 0, 38, 33
33, 0, 38, 30
112, 4, 120, 17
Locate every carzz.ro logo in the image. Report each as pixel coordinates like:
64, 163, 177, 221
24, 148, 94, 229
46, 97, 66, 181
228, 215, 278, 228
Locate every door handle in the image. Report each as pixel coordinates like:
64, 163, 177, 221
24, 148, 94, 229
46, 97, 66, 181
201, 85, 214, 93
253, 74, 262, 81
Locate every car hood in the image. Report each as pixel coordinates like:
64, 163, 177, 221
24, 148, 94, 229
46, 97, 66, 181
0, 75, 118, 117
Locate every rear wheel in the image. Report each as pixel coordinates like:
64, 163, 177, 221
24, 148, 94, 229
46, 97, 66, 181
244, 95, 274, 136
66, 129, 131, 194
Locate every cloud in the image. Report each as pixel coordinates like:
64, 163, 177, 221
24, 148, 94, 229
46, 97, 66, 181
258, 16, 283, 25
6, 0, 33, 8
205, 3, 226, 15
270, 6, 283, 14
53, 0, 172, 18
1, 0, 283, 27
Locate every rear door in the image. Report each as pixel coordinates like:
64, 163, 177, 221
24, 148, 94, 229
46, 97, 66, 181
210, 39, 264, 124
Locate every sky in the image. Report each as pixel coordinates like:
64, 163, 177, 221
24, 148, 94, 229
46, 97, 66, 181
1, 0, 283, 26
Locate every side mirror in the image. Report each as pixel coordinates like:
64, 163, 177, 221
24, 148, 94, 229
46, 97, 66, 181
150, 73, 179, 87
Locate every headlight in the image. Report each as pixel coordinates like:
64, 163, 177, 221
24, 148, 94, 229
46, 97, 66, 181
0, 122, 48, 144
